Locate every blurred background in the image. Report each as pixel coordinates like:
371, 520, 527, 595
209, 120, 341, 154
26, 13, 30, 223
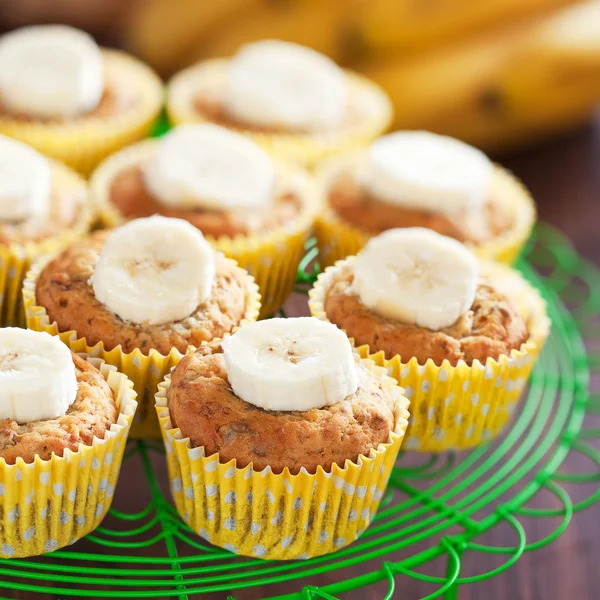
2, 0, 600, 155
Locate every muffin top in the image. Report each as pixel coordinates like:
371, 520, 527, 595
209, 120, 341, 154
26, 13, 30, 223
0, 329, 117, 465
93, 124, 316, 238
0, 25, 160, 124
320, 228, 529, 366
0, 135, 87, 245
35, 217, 255, 355
322, 131, 512, 245
167, 317, 398, 474
167, 40, 391, 136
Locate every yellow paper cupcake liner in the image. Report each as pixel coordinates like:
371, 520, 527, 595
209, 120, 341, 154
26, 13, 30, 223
155, 357, 409, 560
90, 140, 321, 317
0, 355, 137, 558
23, 255, 261, 438
0, 50, 163, 176
309, 258, 551, 452
0, 162, 92, 327
315, 160, 537, 268
166, 59, 393, 167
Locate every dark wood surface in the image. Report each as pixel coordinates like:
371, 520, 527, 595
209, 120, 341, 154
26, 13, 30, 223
6, 123, 600, 600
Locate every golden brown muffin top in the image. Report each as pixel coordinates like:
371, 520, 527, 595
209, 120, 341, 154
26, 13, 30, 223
0, 353, 117, 465
167, 352, 396, 475
35, 231, 250, 355
327, 171, 511, 245
107, 164, 302, 238
324, 270, 529, 367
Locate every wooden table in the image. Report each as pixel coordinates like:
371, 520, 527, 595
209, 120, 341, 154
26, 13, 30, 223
9, 124, 600, 600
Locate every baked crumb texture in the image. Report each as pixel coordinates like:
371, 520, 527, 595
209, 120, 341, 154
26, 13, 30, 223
0, 353, 117, 465
35, 231, 249, 355
167, 352, 396, 474
327, 172, 510, 245
324, 271, 529, 367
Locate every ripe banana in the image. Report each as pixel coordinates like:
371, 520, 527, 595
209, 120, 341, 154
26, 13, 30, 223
363, 131, 492, 215
0, 328, 77, 424
352, 228, 479, 331
0, 135, 51, 222
222, 317, 359, 411
90, 216, 216, 326
144, 124, 275, 211
225, 40, 347, 131
0, 25, 103, 119
361, 2, 600, 151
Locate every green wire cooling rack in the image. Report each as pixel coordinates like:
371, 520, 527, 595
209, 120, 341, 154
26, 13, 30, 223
0, 223, 599, 599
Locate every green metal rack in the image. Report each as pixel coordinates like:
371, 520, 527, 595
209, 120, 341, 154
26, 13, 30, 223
0, 223, 598, 599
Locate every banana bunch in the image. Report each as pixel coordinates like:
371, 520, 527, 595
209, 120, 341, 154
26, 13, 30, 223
125, 0, 600, 152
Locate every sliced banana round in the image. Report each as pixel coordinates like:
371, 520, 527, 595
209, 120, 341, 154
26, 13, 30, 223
352, 228, 479, 331
0, 328, 77, 424
224, 40, 347, 131
143, 124, 276, 212
90, 216, 215, 326
362, 131, 493, 216
222, 317, 358, 412
0, 25, 103, 119
0, 135, 51, 222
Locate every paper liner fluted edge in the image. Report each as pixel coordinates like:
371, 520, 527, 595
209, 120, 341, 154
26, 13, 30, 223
0, 355, 137, 558
165, 58, 393, 167
308, 257, 551, 451
23, 252, 261, 437
89, 139, 322, 317
0, 161, 93, 327
0, 50, 163, 176
155, 357, 409, 560
314, 157, 537, 268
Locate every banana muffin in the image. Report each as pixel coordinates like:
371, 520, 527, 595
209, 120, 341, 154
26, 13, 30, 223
166, 348, 396, 474
324, 273, 528, 366
0, 351, 118, 465
0, 25, 162, 175
311, 228, 531, 366
316, 131, 536, 267
166, 40, 392, 165
34, 225, 253, 355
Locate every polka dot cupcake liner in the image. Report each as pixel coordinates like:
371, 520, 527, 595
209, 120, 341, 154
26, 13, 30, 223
155, 358, 410, 560
315, 161, 537, 269
22, 255, 261, 438
309, 258, 551, 452
0, 50, 163, 176
166, 58, 393, 168
90, 140, 322, 318
0, 161, 93, 327
0, 355, 137, 558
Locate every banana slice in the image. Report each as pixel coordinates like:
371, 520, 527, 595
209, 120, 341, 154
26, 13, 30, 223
143, 124, 275, 211
90, 216, 215, 326
222, 317, 358, 412
352, 228, 478, 331
0, 328, 77, 424
0, 25, 103, 119
0, 135, 51, 222
363, 131, 492, 216
224, 40, 347, 131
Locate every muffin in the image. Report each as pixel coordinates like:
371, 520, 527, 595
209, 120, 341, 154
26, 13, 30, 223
0, 328, 137, 558
167, 40, 392, 166
156, 317, 409, 559
0, 25, 163, 175
309, 228, 550, 451
91, 123, 320, 317
24, 216, 260, 437
0, 135, 92, 327
316, 131, 536, 267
